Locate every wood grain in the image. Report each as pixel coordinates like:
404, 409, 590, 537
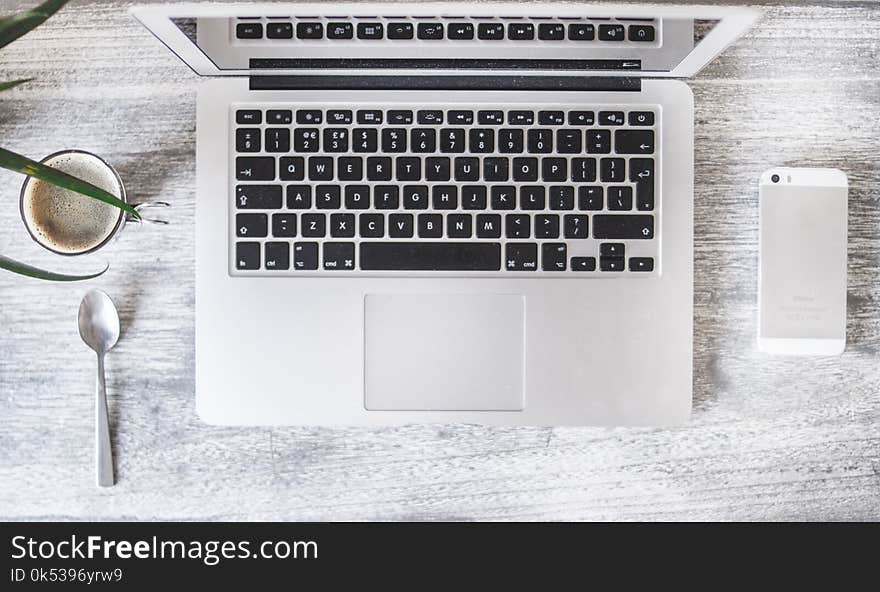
0, 1, 878, 521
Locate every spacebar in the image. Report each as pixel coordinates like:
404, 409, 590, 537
360, 242, 502, 271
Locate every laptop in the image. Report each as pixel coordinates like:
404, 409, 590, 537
133, 3, 757, 426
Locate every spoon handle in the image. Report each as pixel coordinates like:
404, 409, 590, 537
95, 353, 114, 487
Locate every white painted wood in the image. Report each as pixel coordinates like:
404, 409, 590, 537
0, 0, 878, 520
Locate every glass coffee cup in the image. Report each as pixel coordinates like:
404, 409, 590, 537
19, 150, 167, 256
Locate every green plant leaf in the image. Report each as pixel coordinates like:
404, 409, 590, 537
0, 147, 139, 219
0, 254, 107, 281
0, 0, 68, 50
0, 78, 31, 92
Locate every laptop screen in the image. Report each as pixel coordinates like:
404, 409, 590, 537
134, 4, 757, 79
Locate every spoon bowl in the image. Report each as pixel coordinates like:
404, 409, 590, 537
78, 290, 119, 487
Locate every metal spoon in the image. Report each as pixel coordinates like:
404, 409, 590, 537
78, 290, 120, 487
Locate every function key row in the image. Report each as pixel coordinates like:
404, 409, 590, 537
236, 109, 655, 127
236, 21, 655, 43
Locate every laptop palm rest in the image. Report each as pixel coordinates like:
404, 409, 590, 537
364, 294, 525, 411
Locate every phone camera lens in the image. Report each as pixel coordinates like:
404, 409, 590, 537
771, 174, 780, 183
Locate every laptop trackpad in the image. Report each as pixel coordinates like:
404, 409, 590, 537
364, 294, 525, 411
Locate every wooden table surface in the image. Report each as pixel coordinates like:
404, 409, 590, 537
0, 0, 878, 521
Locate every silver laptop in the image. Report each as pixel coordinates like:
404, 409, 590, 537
133, 3, 757, 426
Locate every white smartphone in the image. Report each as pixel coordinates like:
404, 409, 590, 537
758, 167, 848, 354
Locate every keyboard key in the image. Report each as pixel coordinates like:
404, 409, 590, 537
571, 158, 596, 182
490, 186, 516, 210
599, 111, 625, 125
294, 128, 319, 152
296, 23, 323, 39
507, 23, 535, 40
508, 111, 534, 125
462, 186, 488, 210
360, 213, 385, 238
469, 129, 494, 153
389, 213, 414, 238
266, 22, 293, 39
568, 110, 594, 125
360, 241, 502, 271
353, 128, 378, 152
327, 109, 353, 124
272, 213, 296, 237
568, 23, 595, 41
512, 157, 538, 181
418, 213, 443, 238
542, 243, 567, 271
327, 22, 354, 39
236, 110, 261, 124
535, 214, 560, 238
592, 215, 654, 239
323, 128, 349, 152
296, 109, 322, 124
287, 185, 311, 209
628, 25, 655, 42
598, 24, 625, 41
440, 129, 465, 153
448, 23, 474, 40
505, 214, 530, 238
578, 186, 603, 210
403, 185, 429, 209
387, 22, 414, 39
280, 156, 305, 180
608, 186, 633, 210
412, 129, 436, 152
571, 256, 596, 271
417, 23, 444, 40
236, 23, 263, 39
505, 243, 538, 271
374, 186, 400, 209
447, 214, 473, 238
357, 110, 383, 124
236, 157, 274, 181
586, 130, 611, 153
387, 110, 414, 124
629, 257, 654, 272
629, 111, 655, 126
344, 185, 370, 209
498, 129, 523, 153
448, 110, 474, 125
538, 23, 565, 40
417, 110, 443, 124
330, 213, 355, 237
264, 242, 290, 270
236, 185, 282, 209
563, 214, 589, 238
483, 157, 509, 181
338, 157, 363, 180
235, 242, 260, 269
600, 157, 625, 182
630, 158, 655, 211
236, 129, 260, 152
308, 156, 333, 180
236, 213, 267, 237
600, 243, 625, 257
478, 23, 504, 40
600, 256, 625, 271
520, 186, 546, 210
315, 186, 341, 209
538, 110, 565, 125
476, 214, 502, 238
266, 109, 292, 124
432, 185, 458, 209
300, 214, 325, 237
615, 129, 654, 154
478, 110, 504, 124
357, 23, 383, 40
293, 242, 319, 270
556, 129, 582, 153
454, 157, 479, 181
367, 156, 392, 181
396, 157, 421, 180
548, 186, 574, 211
265, 128, 290, 152
323, 242, 356, 270
527, 129, 552, 153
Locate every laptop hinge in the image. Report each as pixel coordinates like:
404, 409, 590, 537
249, 75, 640, 92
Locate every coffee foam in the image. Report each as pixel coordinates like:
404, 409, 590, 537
22, 153, 123, 254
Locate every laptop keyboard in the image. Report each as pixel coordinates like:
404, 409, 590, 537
231, 102, 659, 276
